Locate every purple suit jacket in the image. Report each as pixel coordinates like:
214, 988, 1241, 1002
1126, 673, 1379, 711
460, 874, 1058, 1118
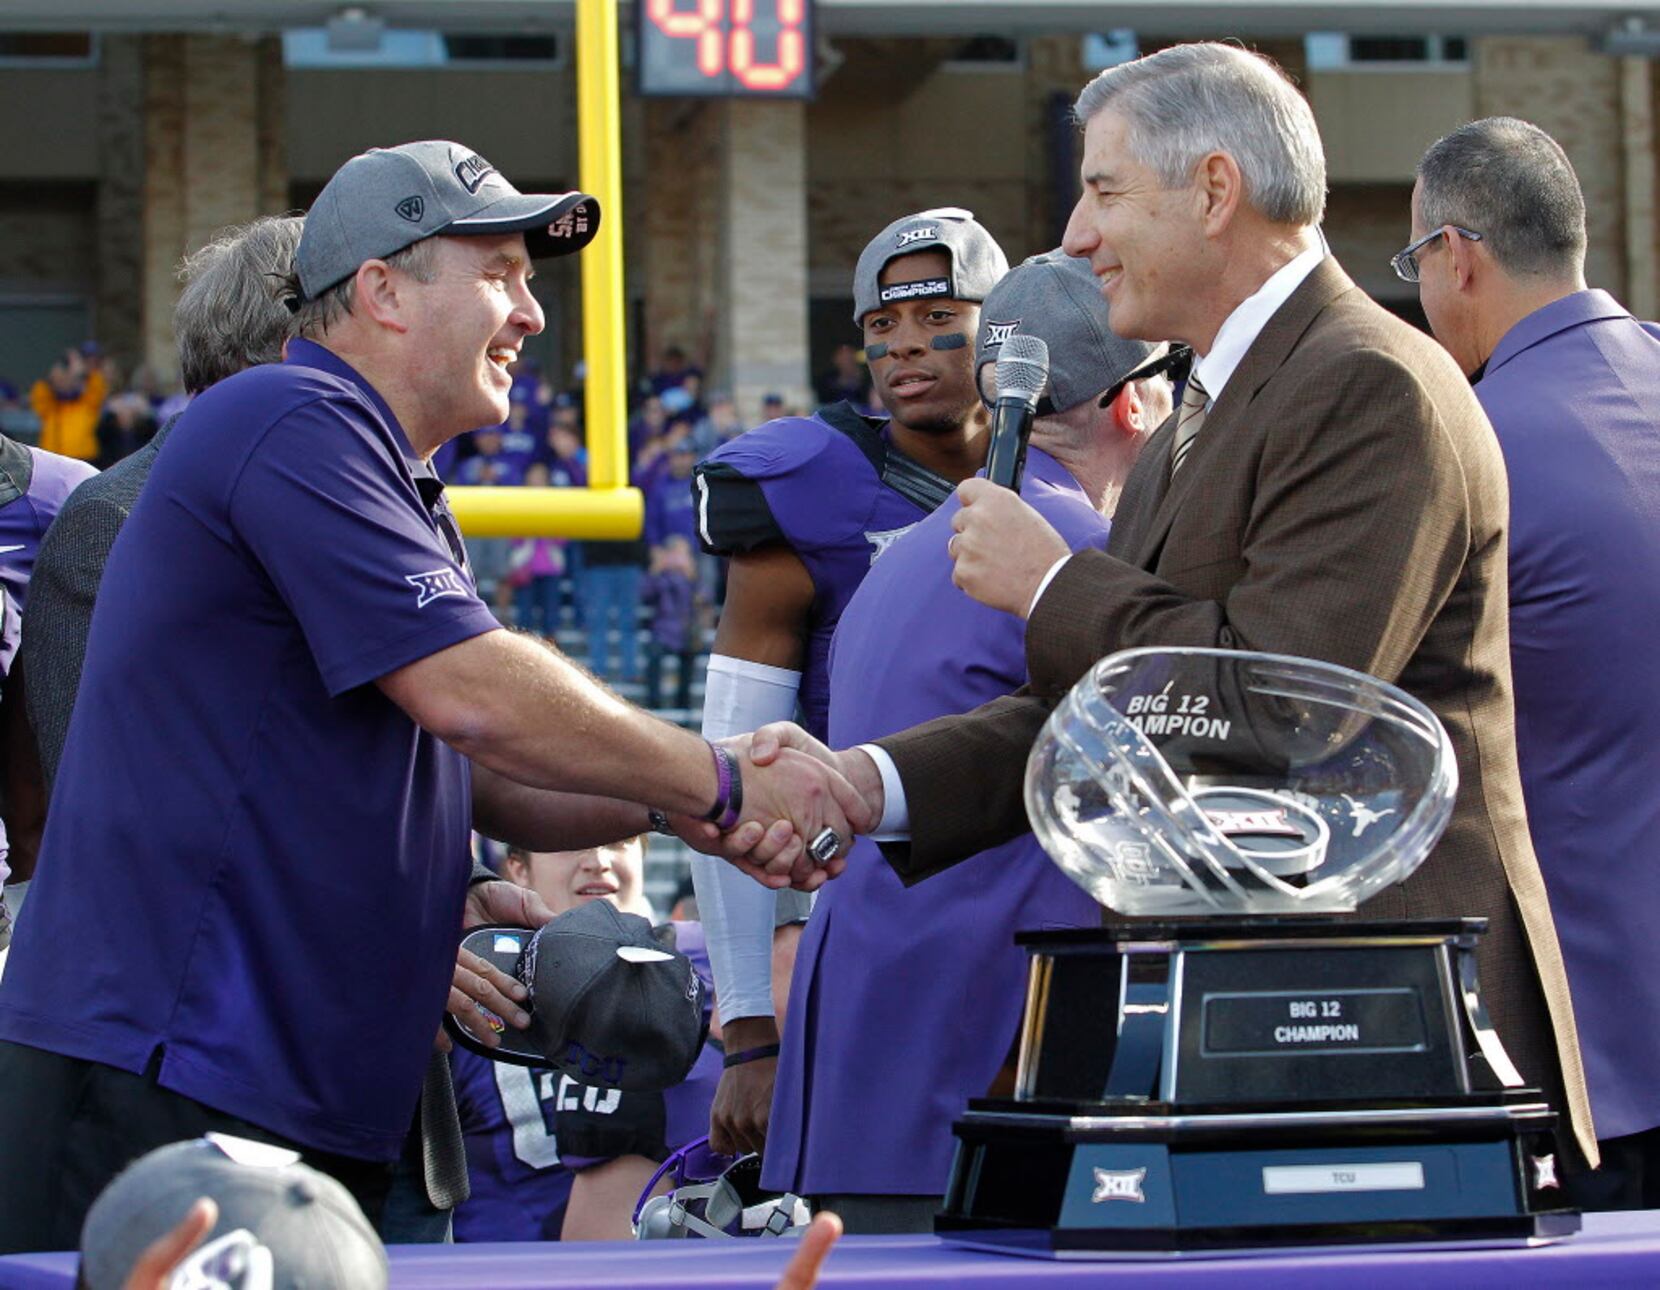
1477, 290, 1660, 1140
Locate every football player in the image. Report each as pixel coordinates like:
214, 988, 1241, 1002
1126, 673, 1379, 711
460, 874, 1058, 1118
449, 839, 719, 1241
691, 209, 1008, 1155
449, 840, 805, 1241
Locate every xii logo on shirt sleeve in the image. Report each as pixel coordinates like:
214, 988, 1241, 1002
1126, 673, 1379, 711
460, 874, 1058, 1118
406, 567, 469, 608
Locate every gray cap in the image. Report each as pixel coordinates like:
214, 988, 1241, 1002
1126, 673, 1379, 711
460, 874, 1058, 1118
79, 1135, 388, 1290
851, 206, 1008, 324
296, 139, 599, 300
975, 248, 1160, 413
520, 900, 709, 1092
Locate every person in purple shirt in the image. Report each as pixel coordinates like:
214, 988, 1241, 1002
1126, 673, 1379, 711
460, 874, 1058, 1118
690, 210, 1009, 1161
762, 249, 1175, 1232
0, 434, 96, 941
1409, 118, 1660, 1208
451, 839, 721, 1242
643, 438, 700, 551
0, 140, 865, 1255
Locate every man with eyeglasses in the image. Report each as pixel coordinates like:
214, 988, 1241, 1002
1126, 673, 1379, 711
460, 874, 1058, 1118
1408, 117, 1660, 1209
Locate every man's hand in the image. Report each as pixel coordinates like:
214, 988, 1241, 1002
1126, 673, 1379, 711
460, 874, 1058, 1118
437, 879, 549, 1052
776, 1212, 843, 1290
121, 1198, 217, 1290
949, 477, 1069, 617
709, 1017, 780, 1155
439, 945, 531, 1052
464, 877, 556, 931
694, 726, 884, 890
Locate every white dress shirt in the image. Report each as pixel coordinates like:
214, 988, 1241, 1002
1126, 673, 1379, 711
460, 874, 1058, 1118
862, 240, 1328, 837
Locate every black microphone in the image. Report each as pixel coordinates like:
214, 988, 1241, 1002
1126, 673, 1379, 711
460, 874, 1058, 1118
984, 334, 1049, 492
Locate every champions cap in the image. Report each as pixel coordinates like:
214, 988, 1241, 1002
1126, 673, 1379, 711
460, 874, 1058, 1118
296, 139, 600, 300
851, 207, 1009, 324
975, 249, 1162, 413
79, 1135, 388, 1290
520, 900, 709, 1092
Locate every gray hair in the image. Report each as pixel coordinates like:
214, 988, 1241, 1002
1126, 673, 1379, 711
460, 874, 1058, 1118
286, 237, 442, 342
1073, 43, 1326, 227
1417, 117, 1586, 279
174, 215, 305, 395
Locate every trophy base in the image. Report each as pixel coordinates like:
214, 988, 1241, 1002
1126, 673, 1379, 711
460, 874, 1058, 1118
935, 1093, 1579, 1258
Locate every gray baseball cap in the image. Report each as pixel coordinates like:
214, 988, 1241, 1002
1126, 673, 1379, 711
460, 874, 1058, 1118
519, 900, 709, 1092
296, 139, 600, 300
851, 207, 1008, 324
975, 248, 1161, 413
79, 1135, 387, 1290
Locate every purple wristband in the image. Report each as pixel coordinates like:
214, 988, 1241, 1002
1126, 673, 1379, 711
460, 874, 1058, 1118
723, 1043, 782, 1069
702, 742, 742, 830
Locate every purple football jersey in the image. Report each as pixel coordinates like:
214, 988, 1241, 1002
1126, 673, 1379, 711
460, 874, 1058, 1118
694, 403, 952, 739
450, 921, 720, 1242
0, 441, 97, 615
0, 440, 96, 881
763, 450, 1107, 1196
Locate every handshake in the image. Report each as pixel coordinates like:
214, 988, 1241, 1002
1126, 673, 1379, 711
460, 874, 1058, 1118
679, 725, 885, 892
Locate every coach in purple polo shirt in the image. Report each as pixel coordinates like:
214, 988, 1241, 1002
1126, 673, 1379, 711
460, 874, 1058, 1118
1409, 119, 1660, 1206
0, 140, 867, 1253
763, 251, 1176, 1232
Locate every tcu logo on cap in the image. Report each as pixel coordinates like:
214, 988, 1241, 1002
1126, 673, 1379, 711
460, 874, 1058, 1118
896, 225, 938, 247
454, 153, 497, 194
984, 320, 1021, 347
550, 206, 592, 240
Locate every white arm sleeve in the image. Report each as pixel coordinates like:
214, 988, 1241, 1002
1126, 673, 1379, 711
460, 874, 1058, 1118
695, 654, 803, 1025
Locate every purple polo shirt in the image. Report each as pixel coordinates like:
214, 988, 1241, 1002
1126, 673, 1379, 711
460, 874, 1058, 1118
1476, 290, 1660, 1140
0, 338, 501, 1160
764, 449, 1106, 1196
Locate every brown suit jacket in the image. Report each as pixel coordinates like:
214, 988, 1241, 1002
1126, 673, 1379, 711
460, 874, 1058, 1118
875, 258, 1595, 1163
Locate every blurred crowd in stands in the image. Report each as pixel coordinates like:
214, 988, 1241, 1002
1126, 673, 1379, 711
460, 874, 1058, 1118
1, 338, 879, 713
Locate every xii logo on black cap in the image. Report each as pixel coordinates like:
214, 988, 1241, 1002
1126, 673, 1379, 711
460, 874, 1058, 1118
984, 320, 1021, 346
454, 153, 497, 194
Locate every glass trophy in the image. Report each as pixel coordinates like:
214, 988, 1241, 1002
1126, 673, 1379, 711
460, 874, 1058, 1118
935, 648, 1577, 1256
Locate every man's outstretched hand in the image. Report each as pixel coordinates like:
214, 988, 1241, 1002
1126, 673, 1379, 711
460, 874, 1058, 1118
668, 726, 883, 891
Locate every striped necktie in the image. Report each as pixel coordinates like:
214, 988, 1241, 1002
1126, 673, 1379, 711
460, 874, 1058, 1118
1169, 370, 1210, 477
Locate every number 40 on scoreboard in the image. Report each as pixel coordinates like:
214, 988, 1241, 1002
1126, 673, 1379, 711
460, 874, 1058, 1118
637, 0, 814, 99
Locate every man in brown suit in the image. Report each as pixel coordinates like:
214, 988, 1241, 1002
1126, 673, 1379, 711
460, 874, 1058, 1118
732, 42, 1596, 1169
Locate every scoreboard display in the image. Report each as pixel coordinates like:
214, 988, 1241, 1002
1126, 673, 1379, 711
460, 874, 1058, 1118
637, 0, 814, 99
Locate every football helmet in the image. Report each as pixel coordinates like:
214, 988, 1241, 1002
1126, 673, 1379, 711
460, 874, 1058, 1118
633, 1136, 811, 1239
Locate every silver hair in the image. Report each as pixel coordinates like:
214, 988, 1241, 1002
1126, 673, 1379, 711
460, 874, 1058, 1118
174, 215, 305, 395
1417, 117, 1586, 279
1073, 43, 1327, 227
286, 237, 442, 342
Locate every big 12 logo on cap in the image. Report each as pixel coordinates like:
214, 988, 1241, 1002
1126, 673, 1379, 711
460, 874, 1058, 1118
454, 152, 497, 195
984, 320, 1021, 347
896, 225, 939, 247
